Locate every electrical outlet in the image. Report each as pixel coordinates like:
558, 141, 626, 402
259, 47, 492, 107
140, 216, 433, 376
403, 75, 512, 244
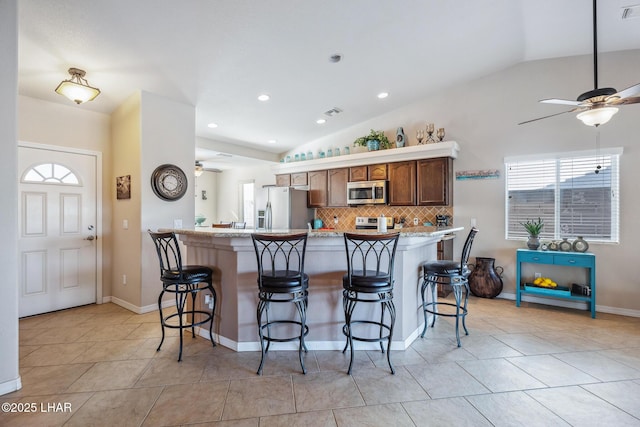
471, 218, 477, 227
173, 219, 183, 229
122, 274, 127, 285
122, 219, 128, 229
413, 217, 419, 226
534, 272, 542, 279
204, 295, 211, 304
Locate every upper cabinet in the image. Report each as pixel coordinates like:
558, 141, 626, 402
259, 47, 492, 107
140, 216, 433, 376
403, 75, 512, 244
276, 174, 291, 187
308, 170, 328, 208
388, 161, 416, 206
349, 166, 367, 182
276, 172, 307, 187
417, 158, 452, 206
368, 163, 388, 180
328, 168, 348, 207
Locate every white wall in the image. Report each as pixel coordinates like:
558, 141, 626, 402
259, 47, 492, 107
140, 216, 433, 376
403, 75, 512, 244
194, 171, 218, 226
0, 0, 20, 396
215, 163, 275, 226
291, 50, 640, 315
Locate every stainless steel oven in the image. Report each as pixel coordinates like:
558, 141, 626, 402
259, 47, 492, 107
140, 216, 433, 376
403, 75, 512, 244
346, 180, 387, 205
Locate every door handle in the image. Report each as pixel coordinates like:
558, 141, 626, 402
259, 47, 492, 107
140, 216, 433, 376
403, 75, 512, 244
84, 235, 96, 241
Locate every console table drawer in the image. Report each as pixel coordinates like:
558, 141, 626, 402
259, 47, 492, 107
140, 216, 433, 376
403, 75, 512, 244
517, 251, 554, 264
553, 254, 594, 268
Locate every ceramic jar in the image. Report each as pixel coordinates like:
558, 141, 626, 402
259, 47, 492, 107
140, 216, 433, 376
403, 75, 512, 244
468, 257, 504, 298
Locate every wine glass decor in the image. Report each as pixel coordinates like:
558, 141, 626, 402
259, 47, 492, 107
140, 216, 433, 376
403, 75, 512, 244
426, 123, 436, 144
436, 128, 445, 142
416, 129, 425, 145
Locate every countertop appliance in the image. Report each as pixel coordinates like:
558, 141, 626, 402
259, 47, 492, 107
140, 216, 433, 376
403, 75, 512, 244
347, 180, 387, 205
355, 216, 395, 230
436, 215, 451, 227
256, 186, 312, 230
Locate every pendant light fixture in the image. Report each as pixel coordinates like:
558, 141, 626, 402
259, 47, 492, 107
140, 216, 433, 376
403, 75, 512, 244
55, 68, 101, 104
194, 161, 204, 177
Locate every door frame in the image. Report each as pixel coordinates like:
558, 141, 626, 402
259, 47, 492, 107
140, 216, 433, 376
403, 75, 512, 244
18, 141, 104, 305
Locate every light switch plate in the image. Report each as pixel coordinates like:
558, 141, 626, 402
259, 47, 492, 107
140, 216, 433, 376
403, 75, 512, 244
173, 219, 183, 229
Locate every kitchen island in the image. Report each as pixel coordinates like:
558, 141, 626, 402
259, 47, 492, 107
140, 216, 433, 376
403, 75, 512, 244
170, 226, 464, 351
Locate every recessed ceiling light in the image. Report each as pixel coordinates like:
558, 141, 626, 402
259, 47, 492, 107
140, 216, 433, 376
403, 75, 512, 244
207, 123, 218, 128
268, 139, 277, 144
377, 92, 389, 99
258, 94, 270, 101
622, 5, 640, 19
329, 54, 342, 63
316, 119, 327, 124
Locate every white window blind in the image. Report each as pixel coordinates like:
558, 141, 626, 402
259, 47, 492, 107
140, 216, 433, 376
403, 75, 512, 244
505, 149, 621, 243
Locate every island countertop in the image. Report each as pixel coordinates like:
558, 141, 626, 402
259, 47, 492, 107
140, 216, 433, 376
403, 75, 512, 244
165, 225, 464, 238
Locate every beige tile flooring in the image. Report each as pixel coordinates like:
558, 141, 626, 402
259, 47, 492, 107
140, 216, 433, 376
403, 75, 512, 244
3, 297, 640, 426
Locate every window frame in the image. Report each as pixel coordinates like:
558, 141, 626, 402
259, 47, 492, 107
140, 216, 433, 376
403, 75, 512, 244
504, 147, 622, 244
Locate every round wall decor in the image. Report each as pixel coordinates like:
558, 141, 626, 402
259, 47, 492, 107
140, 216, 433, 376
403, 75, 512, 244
150, 164, 188, 201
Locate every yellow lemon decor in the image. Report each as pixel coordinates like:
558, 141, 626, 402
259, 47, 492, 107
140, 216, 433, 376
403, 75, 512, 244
533, 277, 557, 288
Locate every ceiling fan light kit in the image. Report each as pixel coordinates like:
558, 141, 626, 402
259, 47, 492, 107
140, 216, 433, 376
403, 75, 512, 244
576, 107, 619, 127
55, 68, 101, 104
520, 0, 640, 127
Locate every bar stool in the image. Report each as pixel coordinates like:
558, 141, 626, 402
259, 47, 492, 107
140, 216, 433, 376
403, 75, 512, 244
251, 232, 309, 375
420, 227, 478, 347
148, 230, 216, 361
342, 232, 400, 375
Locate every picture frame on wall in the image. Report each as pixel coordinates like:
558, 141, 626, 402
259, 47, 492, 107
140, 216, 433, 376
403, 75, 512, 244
116, 175, 131, 199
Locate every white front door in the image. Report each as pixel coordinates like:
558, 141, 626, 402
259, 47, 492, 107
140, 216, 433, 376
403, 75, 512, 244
18, 146, 98, 317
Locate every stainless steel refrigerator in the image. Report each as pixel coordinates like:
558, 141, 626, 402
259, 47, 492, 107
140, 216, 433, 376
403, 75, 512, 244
256, 186, 312, 230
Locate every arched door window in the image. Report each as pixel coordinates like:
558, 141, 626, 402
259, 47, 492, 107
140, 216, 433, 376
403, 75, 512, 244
21, 163, 81, 185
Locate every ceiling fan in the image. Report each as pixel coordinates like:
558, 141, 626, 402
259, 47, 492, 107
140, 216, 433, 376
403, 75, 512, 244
519, 0, 640, 127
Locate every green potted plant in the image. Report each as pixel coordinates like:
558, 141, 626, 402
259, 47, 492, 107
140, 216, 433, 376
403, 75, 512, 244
521, 217, 544, 250
353, 129, 391, 151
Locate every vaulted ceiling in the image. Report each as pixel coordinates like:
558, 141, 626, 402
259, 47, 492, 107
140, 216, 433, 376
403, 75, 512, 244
18, 0, 640, 162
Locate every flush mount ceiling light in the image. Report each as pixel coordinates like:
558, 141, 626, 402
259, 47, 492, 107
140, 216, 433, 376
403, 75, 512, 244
194, 161, 204, 177
268, 139, 277, 144
377, 92, 389, 99
316, 118, 326, 124
207, 123, 218, 128
257, 94, 270, 101
54, 68, 101, 104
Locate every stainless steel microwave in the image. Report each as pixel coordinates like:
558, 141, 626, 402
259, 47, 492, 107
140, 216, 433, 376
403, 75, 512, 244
346, 180, 388, 205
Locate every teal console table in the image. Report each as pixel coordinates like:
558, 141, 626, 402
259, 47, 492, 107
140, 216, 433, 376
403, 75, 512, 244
515, 249, 596, 318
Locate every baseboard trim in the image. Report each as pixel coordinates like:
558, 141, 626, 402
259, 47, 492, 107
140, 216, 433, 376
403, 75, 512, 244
193, 324, 426, 352
109, 297, 175, 315
0, 376, 22, 396
498, 292, 640, 318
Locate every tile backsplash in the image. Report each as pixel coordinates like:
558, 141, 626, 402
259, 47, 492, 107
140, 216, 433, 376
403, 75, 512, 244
315, 206, 453, 230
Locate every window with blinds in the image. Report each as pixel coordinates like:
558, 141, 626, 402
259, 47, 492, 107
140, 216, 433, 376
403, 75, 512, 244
505, 148, 621, 243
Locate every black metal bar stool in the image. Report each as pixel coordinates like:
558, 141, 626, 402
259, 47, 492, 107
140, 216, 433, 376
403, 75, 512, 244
342, 232, 400, 375
148, 230, 216, 361
420, 227, 478, 347
251, 232, 309, 375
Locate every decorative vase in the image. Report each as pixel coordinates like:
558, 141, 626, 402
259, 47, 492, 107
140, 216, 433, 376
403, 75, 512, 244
527, 235, 540, 250
396, 127, 406, 148
366, 139, 380, 151
572, 236, 589, 252
468, 257, 504, 298
559, 237, 572, 252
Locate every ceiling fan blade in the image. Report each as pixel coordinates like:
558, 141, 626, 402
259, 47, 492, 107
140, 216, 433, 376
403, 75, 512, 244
540, 98, 583, 106
609, 96, 640, 106
611, 82, 640, 100
518, 108, 580, 125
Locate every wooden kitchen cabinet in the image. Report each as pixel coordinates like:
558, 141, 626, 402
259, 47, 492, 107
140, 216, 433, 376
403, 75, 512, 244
349, 166, 367, 182
349, 164, 388, 182
291, 172, 308, 186
328, 168, 348, 207
388, 161, 416, 206
417, 157, 452, 206
368, 163, 388, 180
276, 174, 291, 187
308, 170, 328, 207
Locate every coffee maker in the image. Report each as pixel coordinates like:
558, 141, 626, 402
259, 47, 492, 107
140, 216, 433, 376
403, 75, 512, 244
435, 215, 451, 227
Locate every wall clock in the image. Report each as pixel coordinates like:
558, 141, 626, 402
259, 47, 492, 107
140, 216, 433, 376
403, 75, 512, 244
150, 164, 188, 201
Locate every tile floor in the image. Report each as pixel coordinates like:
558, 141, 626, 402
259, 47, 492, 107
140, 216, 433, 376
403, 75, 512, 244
3, 297, 640, 426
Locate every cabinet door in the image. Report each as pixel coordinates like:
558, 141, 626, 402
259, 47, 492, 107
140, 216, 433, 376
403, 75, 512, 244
349, 166, 367, 182
417, 158, 451, 206
291, 172, 308, 186
276, 174, 291, 187
388, 161, 416, 206
328, 168, 348, 207
308, 170, 327, 207
368, 163, 388, 180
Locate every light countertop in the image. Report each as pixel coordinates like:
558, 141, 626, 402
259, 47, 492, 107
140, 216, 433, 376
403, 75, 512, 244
166, 226, 464, 238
